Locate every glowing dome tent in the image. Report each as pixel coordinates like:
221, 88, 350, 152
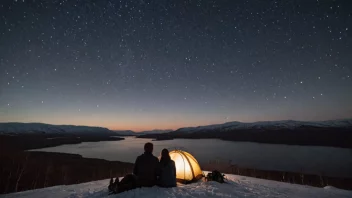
167, 150, 203, 183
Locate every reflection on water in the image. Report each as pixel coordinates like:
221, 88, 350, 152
33, 137, 352, 178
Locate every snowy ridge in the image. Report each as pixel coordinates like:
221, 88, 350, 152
0, 123, 112, 135
176, 119, 352, 133
1, 119, 351, 136
2, 172, 351, 198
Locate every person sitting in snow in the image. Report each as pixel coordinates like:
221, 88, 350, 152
158, 148, 177, 187
108, 142, 160, 194
133, 142, 160, 187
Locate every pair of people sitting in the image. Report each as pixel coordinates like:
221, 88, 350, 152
109, 142, 176, 194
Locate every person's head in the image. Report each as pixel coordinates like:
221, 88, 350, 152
144, 142, 153, 153
161, 149, 169, 159
160, 148, 171, 164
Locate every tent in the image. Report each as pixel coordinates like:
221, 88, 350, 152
167, 150, 203, 183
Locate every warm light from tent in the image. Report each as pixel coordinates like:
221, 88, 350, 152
167, 150, 203, 182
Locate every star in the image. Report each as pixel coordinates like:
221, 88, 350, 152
0, 0, 351, 131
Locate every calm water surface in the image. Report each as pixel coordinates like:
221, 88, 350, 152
34, 137, 352, 178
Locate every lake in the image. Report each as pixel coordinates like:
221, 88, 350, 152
33, 137, 352, 178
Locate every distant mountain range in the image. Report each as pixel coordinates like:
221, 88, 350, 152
113, 129, 173, 136
138, 119, 352, 148
0, 122, 115, 136
112, 130, 136, 136
1, 119, 352, 136
174, 119, 352, 133
0, 123, 125, 151
1, 120, 352, 148
0, 122, 172, 136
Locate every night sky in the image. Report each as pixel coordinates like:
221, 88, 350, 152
0, 0, 351, 131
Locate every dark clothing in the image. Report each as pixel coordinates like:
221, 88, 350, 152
133, 152, 159, 187
158, 160, 177, 187
118, 174, 137, 193
108, 174, 137, 194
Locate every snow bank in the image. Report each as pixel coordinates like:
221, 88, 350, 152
2, 172, 351, 198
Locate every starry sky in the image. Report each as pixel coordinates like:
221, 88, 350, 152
0, 0, 351, 131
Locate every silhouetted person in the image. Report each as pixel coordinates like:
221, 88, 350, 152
133, 142, 159, 187
158, 148, 177, 187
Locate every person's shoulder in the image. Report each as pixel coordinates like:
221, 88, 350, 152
151, 155, 159, 163
152, 155, 159, 161
136, 154, 143, 160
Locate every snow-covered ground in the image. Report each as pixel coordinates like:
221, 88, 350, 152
2, 172, 351, 198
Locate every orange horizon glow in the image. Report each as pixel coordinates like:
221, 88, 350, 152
2, 115, 351, 132
2, 104, 351, 132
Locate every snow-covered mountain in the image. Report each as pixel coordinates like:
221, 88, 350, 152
175, 119, 352, 134
3, 172, 351, 198
134, 119, 352, 148
0, 123, 113, 135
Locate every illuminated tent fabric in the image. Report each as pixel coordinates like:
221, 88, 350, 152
166, 150, 203, 183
